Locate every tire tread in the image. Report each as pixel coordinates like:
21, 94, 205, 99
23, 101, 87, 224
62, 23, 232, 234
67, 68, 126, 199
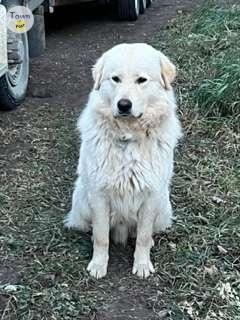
118, 0, 138, 21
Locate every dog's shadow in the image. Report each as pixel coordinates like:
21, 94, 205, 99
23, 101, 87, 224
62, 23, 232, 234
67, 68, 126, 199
63, 228, 135, 274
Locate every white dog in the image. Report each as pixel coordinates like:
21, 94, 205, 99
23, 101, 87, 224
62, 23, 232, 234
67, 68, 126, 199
65, 43, 182, 279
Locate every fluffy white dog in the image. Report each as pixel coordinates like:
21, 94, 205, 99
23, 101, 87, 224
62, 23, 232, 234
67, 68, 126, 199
65, 43, 182, 279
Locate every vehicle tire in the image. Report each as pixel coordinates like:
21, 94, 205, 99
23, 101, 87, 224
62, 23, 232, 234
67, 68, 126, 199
139, 0, 146, 14
117, 0, 140, 21
146, 0, 152, 8
0, 0, 29, 111
28, 5, 45, 58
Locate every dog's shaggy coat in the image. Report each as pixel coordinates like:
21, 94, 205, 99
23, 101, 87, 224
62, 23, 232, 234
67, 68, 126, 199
65, 43, 182, 278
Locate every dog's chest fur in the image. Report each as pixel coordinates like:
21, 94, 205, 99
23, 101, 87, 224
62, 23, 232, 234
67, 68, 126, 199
88, 127, 171, 224
110, 135, 156, 192
88, 126, 170, 197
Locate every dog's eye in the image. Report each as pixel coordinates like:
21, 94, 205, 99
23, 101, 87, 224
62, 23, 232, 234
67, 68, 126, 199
112, 76, 121, 83
136, 77, 148, 84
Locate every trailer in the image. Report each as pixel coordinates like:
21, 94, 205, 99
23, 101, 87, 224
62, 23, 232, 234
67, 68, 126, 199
0, 0, 152, 111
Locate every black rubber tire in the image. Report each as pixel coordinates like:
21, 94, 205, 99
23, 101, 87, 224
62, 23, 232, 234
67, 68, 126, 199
0, 0, 29, 111
139, 0, 146, 14
28, 5, 46, 58
117, 0, 140, 21
146, 0, 152, 8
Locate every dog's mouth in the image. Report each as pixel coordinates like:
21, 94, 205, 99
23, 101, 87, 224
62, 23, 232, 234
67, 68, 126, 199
114, 113, 143, 119
119, 112, 130, 117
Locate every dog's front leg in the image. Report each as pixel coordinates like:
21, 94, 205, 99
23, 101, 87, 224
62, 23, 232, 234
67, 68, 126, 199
87, 197, 109, 279
133, 199, 155, 278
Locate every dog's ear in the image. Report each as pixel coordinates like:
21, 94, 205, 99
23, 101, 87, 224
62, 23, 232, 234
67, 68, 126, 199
159, 52, 176, 90
92, 55, 105, 90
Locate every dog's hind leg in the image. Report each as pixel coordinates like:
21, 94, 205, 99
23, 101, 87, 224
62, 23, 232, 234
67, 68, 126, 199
64, 176, 91, 232
153, 191, 173, 233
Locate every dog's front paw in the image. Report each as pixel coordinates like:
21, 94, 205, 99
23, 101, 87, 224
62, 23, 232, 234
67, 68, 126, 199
132, 259, 155, 278
87, 259, 108, 279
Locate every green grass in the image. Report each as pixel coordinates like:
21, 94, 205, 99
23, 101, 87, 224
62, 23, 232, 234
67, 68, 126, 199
0, 1, 240, 320
156, 2, 240, 117
152, 1, 240, 318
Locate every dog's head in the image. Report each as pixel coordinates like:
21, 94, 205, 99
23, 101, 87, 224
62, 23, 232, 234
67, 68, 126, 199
92, 43, 176, 119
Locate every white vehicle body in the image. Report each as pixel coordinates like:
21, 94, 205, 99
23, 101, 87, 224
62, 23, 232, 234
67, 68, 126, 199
0, 5, 7, 78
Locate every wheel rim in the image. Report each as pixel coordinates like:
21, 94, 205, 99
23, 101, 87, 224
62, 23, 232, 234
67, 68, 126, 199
7, 32, 25, 87
6, 29, 29, 98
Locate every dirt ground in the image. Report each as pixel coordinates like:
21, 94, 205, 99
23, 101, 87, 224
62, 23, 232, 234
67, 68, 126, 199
0, 1, 207, 319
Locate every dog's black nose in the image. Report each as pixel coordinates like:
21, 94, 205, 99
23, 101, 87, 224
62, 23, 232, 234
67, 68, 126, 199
117, 99, 132, 114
